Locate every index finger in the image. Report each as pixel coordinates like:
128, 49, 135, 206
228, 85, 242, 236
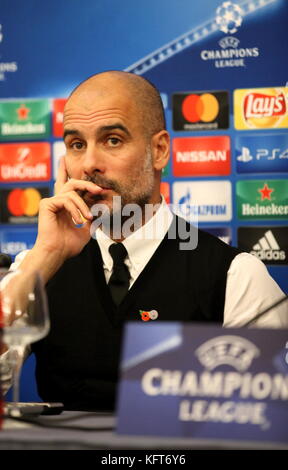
54, 156, 69, 194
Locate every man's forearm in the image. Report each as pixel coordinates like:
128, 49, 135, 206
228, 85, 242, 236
16, 245, 65, 285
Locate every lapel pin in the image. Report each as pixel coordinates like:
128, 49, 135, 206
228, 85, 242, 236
139, 309, 158, 321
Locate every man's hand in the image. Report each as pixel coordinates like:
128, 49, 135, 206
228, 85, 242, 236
15, 157, 103, 283
35, 157, 101, 261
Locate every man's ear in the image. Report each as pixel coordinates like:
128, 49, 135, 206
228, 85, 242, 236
151, 130, 170, 171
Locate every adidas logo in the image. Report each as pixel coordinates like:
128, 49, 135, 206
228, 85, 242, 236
250, 230, 286, 261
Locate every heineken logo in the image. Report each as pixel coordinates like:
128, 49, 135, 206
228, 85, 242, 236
258, 183, 274, 201
1, 122, 46, 135
236, 180, 288, 220
17, 104, 30, 120
241, 203, 288, 217
0, 99, 50, 139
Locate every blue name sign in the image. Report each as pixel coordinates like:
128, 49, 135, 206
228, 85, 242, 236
117, 323, 288, 444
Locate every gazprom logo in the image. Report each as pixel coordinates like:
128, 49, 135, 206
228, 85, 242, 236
173, 181, 232, 222
195, 336, 260, 372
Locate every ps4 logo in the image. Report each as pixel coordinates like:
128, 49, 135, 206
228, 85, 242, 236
237, 146, 288, 162
236, 135, 288, 174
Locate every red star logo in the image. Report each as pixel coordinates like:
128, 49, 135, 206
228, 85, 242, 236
17, 104, 30, 120
258, 183, 274, 201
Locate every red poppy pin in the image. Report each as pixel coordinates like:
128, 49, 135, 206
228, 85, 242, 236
139, 310, 158, 321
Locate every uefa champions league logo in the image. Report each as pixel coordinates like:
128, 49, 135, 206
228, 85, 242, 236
216, 1, 243, 34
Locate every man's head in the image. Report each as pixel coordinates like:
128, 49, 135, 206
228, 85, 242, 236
69, 71, 166, 139
63, 71, 169, 213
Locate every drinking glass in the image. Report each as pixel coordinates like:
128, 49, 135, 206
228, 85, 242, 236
0, 269, 50, 416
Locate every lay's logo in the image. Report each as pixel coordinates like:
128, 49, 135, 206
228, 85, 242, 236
244, 92, 286, 119
234, 87, 288, 130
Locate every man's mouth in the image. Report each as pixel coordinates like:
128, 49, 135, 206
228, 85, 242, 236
79, 176, 118, 205
81, 189, 113, 207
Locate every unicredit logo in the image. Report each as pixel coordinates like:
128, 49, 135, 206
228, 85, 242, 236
181, 93, 219, 123
1, 163, 48, 180
7, 188, 41, 216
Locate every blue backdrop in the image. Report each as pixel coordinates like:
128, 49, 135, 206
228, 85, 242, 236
0, 0, 287, 401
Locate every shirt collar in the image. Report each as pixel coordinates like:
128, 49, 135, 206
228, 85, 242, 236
95, 198, 173, 272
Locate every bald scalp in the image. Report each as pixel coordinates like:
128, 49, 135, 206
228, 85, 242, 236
68, 71, 166, 138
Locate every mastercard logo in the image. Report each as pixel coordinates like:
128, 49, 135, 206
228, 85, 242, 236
7, 188, 41, 216
181, 93, 220, 123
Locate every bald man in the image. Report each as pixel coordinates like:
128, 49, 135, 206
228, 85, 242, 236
17, 71, 170, 279
3, 71, 287, 411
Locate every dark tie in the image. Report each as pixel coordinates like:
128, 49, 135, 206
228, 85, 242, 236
108, 243, 131, 306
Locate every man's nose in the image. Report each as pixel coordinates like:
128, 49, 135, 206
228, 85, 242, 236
82, 146, 106, 175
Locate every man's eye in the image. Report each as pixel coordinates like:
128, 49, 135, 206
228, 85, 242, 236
107, 137, 121, 146
71, 141, 83, 150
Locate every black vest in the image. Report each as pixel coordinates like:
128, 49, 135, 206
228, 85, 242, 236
32, 217, 241, 411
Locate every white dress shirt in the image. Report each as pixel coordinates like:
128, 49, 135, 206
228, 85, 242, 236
95, 200, 287, 328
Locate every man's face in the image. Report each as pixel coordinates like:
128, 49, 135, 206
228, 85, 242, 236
63, 83, 157, 214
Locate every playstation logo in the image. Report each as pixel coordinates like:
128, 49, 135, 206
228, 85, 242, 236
237, 146, 253, 162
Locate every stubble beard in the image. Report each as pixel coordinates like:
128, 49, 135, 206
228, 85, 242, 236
83, 146, 155, 229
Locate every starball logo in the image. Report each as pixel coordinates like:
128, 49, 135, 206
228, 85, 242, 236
215, 1, 243, 35
199, 2, 261, 69
234, 88, 288, 130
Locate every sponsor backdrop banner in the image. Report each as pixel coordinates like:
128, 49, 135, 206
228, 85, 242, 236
0, 0, 287, 400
